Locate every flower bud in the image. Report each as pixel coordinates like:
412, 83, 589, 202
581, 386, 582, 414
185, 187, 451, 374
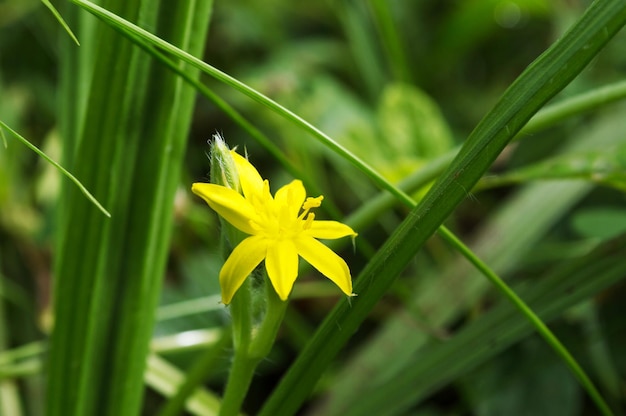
209, 133, 240, 191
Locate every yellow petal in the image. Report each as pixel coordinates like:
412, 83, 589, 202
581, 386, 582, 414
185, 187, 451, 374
231, 151, 264, 200
192, 183, 257, 235
294, 236, 353, 296
305, 220, 357, 240
220, 235, 268, 304
265, 239, 299, 301
274, 180, 306, 218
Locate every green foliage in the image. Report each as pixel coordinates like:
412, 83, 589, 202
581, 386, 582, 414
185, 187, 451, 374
0, 0, 625, 415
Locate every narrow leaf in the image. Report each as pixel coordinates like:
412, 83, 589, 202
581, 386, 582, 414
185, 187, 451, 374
1, 127, 7, 148
479, 145, 626, 192
346, 235, 626, 416
258, 1, 626, 414
0, 120, 110, 217
41, 0, 80, 46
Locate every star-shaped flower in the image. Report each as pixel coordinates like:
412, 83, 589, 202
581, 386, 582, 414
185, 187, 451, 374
192, 150, 357, 304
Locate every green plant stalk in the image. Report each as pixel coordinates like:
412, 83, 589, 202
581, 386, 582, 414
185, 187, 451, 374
0, 358, 41, 379
437, 227, 613, 416
0, 121, 110, 217
230, 279, 253, 352
220, 352, 258, 416
524, 79, 626, 134
220, 283, 288, 416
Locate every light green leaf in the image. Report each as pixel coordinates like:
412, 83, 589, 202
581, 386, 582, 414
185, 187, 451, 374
572, 207, 626, 239
479, 144, 626, 192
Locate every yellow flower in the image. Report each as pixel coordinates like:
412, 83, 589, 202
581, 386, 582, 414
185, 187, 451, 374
192, 150, 357, 304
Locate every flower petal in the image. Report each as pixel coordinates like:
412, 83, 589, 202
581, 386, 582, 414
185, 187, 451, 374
274, 180, 306, 218
231, 150, 264, 200
294, 236, 353, 296
265, 239, 299, 301
192, 183, 257, 235
220, 235, 268, 304
305, 220, 357, 240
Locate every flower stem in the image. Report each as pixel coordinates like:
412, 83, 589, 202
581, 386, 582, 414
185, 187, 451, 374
219, 279, 288, 415
229, 279, 253, 350
219, 351, 261, 416
250, 285, 288, 358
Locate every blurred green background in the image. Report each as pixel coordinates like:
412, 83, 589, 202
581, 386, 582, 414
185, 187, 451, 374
1, 0, 625, 415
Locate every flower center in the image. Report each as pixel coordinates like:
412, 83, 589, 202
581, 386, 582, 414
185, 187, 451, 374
250, 184, 324, 240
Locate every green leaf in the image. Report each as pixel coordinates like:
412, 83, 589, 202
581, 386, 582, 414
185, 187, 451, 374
377, 83, 453, 159
0, 120, 110, 217
572, 207, 626, 239
345, 80, 626, 235
479, 144, 626, 192
339, 235, 626, 416
0, 127, 7, 149
41, 0, 80, 46
258, 1, 626, 414
323, 108, 623, 413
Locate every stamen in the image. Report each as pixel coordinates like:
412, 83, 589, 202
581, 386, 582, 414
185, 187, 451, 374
298, 196, 323, 221
302, 196, 323, 210
303, 213, 315, 229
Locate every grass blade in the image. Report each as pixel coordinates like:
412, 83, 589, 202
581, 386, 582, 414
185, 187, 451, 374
258, 1, 626, 414
346, 235, 626, 415
46, 0, 213, 415
0, 120, 110, 217
41, 0, 80, 46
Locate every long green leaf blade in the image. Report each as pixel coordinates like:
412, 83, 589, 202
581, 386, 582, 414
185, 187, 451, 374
258, 1, 626, 414
41, 0, 80, 46
47, 1, 213, 415
0, 120, 110, 217
347, 235, 626, 416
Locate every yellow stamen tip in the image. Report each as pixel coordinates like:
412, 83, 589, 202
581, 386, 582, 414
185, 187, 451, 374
303, 196, 323, 210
